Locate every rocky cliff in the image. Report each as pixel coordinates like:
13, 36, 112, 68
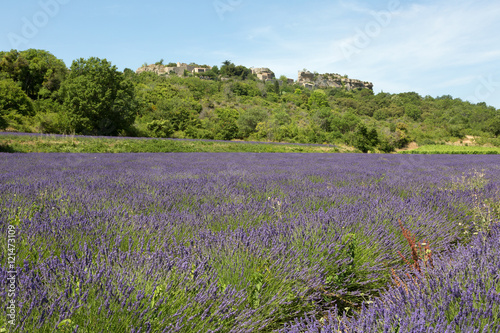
297, 71, 373, 91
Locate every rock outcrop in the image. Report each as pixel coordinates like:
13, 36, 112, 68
297, 71, 373, 91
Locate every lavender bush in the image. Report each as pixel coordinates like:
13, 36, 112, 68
282, 224, 500, 333
0, 153, 498, 332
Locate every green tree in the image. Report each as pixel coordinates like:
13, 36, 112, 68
146, 119, 174, 138
485, 116, 500, 137
273, 80, 280, 95
385, 122, 411, 148
231, 81, 260, 97
238, 107, 268, 137
373, 108, 390, 120
123, 68, 136, 81
0, 78, 34, 129
235, 65, 252, 79
330, 111, 360, 134
211, 65, 220, 75
60, 57, 136, 135
405, 105, 422, 121
0, 49, 67, 99
447, 124, 465, 139
308, 89, 329, 109
220, 61, 251, 79
154, 97, 201, 131
351, 124, 378, 153
214, 107, 239, 140
220, 60, 235, 77
378, 137, 395, 153
0, 79, 34, 116
312, 107, 334, 132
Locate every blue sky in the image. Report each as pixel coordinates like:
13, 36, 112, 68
1, 0, 500, 109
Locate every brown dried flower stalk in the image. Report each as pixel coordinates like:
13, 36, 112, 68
397, 220, 433, 273
391, 220, 434, 292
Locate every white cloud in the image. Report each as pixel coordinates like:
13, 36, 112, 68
323, 0, 500, 104
202, 0, 500, 107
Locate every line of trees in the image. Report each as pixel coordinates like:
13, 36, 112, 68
1, 49, 499, 152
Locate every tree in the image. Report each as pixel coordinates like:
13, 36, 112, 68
214, 107, 239, 140
273, 80, 280, 95
447, 124, 465, 139
211, 65, 220, 75
146, 119, 174, 138
238, 107, 268, 137
0, 49, 67, 99
123, 68, 136, 80
351, 123, 379, 153
0, 113, 6, 131
384, 123, 411, 148
0, 79, 33, 116
220, 61, 251, 79
485, 116, 500, 137
153, 97, 201, 131
330, 111, 360, 134
405, 105, 422, 121
230, 81, 260, 97
313, 107, 333, 132
373, 108, 390, 120
308, 90, 329, 109
0, 79, 34, 129
60, 57, 136, 135
235, 65, 252, 79
378, 137, 395, 153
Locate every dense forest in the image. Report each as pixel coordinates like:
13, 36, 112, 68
1, 49, 499, 153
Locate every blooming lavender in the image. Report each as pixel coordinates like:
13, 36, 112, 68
281, 224, 500, 333
0, 153, 498, 332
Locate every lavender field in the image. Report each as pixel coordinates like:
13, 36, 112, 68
1, 153, 499, 332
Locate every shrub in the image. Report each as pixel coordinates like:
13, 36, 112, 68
146, 119, 174, 138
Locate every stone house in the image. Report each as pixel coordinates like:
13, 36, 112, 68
251, 67, 276, 81
136, 62, 212, 77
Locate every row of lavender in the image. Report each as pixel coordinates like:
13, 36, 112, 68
1, 153, 499, 332
284, 224, 500, 332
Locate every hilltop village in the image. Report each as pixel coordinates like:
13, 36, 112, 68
135, 62, 373, 91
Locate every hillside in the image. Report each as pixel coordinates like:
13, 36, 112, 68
1, 49, 499, 153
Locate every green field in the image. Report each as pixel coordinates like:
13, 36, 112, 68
4, 134, 500, 155
0, 133, 343, 154
399, 145, 500, 154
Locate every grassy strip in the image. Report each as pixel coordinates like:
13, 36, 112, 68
0, 134, 342, 153
399, 145, 500, 154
